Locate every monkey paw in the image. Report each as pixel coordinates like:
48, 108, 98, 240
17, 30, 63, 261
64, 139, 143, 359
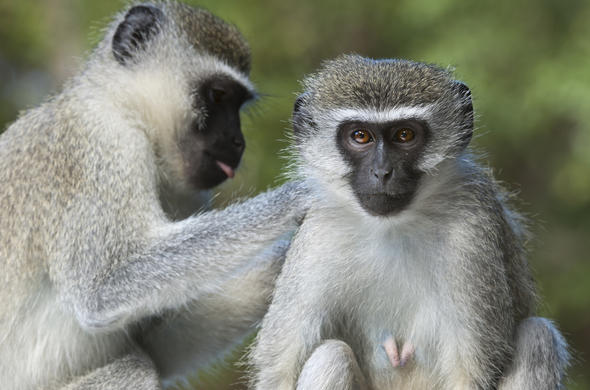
382, 334, 414, 368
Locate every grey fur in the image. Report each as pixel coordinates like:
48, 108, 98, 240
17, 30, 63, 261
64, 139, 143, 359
62, 352, 162, 390
167, 2, 251, 73
499, 317, 570, 389
250, 54, 569, 390
0, 2, 307, 389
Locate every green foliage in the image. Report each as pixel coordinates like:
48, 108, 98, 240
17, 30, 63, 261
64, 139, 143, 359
0, 0, 588, 387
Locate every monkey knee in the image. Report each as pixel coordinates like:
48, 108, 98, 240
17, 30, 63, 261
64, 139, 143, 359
297, 340, 366, 390
306, 339, 356, 367
514, 317, 569, 365
63, 353, 161, 389
500, 317, 569, 390
108, 353, 160, 387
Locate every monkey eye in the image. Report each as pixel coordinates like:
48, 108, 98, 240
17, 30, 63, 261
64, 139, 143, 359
393, 128, 415, 143
351, 129, 373, 144
209, 87, 226, 104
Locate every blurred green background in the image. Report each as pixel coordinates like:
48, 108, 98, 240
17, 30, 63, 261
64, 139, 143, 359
1, 0, 589, 388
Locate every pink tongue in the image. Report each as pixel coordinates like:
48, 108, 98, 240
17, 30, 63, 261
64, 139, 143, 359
216, 160, 235, 178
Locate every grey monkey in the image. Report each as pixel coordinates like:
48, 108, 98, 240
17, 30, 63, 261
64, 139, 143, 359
249, 54, 569, 390
0, 2, 308, 389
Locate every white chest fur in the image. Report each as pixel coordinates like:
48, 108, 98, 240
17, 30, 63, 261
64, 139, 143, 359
293, 206, 462, 388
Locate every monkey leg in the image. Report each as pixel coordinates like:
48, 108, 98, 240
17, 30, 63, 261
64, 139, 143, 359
498, 317, 569, 390
62, 351, 161, 390
296, 340, 368, 390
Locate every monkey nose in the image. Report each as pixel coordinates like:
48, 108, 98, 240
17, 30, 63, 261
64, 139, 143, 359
372, 167, 392, 181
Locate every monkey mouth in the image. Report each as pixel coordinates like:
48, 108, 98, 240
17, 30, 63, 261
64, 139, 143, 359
215, 160, 236, 178
356, 192, 414, 216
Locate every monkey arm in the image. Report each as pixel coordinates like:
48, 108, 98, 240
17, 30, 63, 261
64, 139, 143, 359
441, 215, 519, 389
251, 301, 323, 390
250, 224, 329, 390
62, 181, 309, 332
139, 238, 291, 383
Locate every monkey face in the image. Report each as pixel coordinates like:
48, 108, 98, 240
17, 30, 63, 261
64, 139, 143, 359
107, 2, 256, 193
336, 119, 428, 216
180, 75, 254, 190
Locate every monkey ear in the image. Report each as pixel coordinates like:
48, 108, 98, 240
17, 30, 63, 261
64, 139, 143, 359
453, 81, 474, 144
292, 93, 312, 137
112, 5, 164, 65
453, 81, 473, 120
293, 94, 306, 114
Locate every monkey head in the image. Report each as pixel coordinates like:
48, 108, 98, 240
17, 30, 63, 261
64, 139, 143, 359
92, 3, 256, 191
291, 54, 474, 216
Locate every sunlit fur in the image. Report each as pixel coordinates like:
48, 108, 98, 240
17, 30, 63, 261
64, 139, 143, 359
251, 55, 569, 390
0, 2, 307, 389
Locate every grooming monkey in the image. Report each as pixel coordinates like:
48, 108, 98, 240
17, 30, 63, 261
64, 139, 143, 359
0, 2, 309, 389
250, 55, 569, 390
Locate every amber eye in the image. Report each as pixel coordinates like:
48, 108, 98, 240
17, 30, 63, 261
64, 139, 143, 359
351, 130, 372, 144
394, 128, 415, 143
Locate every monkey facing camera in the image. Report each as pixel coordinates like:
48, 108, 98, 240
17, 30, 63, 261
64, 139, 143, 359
0, 2, 309, 389
250, 55, 569, 390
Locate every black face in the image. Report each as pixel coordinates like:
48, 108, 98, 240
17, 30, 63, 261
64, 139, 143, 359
181, 75, 253, 189
337, 120, 428, 216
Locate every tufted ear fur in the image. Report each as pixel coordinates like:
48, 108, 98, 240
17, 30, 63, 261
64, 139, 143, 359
453, 80, 474, 146
292, 92, 316, 140
112, 5, 164, 65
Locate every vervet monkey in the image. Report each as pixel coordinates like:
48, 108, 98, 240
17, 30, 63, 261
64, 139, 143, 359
0, 2, 308, 389
250, 54, 569, 390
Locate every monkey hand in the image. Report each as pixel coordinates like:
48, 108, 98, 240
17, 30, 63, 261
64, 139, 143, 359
381, 333, 415, 368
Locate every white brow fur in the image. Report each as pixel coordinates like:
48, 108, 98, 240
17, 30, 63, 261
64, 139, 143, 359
322, 105, 434, 124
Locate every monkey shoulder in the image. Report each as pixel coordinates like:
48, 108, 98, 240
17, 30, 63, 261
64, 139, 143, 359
273, 209, 360, 305
434, 158, 525, 242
